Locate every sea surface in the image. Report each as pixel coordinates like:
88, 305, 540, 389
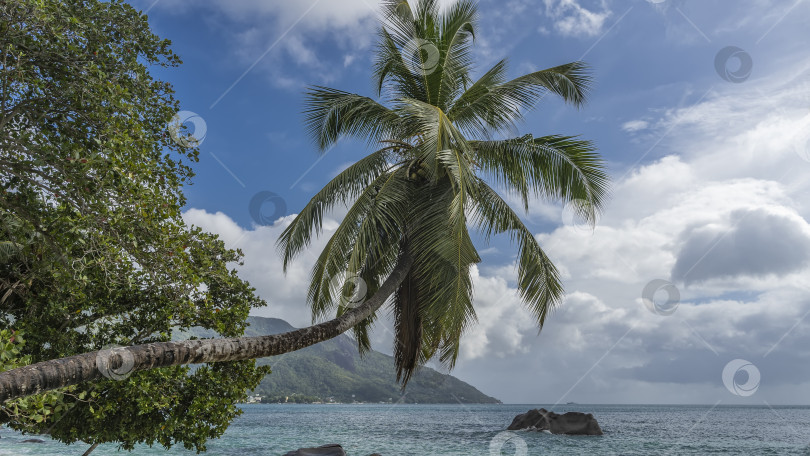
2, 404, 810, 455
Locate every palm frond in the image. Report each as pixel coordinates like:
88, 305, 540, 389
304, 87, 403, 150
277, 148, 393, 270
393, 264, 423, 384
308, 168, 410, 321
374, 28, 426, 100
434, 0, 477, 109
471, 134, 610, 218
470, 181, 564, 327
500, 61, 592, 109
380, 0, 416, 45
448, 60, 592, 134
446, 58, 508, 137
377, 0, 477, 110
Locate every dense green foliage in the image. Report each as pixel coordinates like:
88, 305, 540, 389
0, 0, 267, 451
184, 317, 500, 404
0, 329, 74, 428
279, 0, 610, 384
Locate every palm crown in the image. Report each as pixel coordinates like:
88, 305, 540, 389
278, 0, 609, 384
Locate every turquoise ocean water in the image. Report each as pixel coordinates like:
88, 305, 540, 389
2, 404, 810, 455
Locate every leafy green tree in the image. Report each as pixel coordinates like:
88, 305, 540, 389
279, 0, 609, 383
0, 0, 267, 452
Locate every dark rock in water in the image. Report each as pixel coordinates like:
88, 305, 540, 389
507, 408, 603, 435
21, 438, 46, 443
283, 444, 347, 456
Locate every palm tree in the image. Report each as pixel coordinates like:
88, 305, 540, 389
0, 0, 608, 401
278, 0, 609, 383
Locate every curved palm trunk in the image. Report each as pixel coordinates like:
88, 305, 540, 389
0, 255, 412, 403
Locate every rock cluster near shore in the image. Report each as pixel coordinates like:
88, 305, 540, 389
283, 444, 347, 456
507, 408, 603, 435
283, 444, 382, 456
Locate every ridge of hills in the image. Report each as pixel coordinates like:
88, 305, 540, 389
179, 316, 500, 404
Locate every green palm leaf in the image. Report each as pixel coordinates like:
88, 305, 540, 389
304, 87, 403, 151
470, 181, 563, 326
448, 61, 592, 135
278, 148, 395, 270
471, 134, 610, 215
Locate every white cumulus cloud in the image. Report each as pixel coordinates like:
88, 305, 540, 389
543, 0, 612, 38
622, 119, 650, 132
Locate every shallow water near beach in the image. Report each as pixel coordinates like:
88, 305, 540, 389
2, 403, 810, 455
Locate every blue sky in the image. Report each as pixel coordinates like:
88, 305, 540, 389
134, 0, 810, 406
142, 0, 796, 229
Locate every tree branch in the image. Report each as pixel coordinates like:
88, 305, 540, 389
0, 254, 412, 403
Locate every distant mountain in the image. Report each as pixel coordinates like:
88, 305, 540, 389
178, 316, 500, 404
